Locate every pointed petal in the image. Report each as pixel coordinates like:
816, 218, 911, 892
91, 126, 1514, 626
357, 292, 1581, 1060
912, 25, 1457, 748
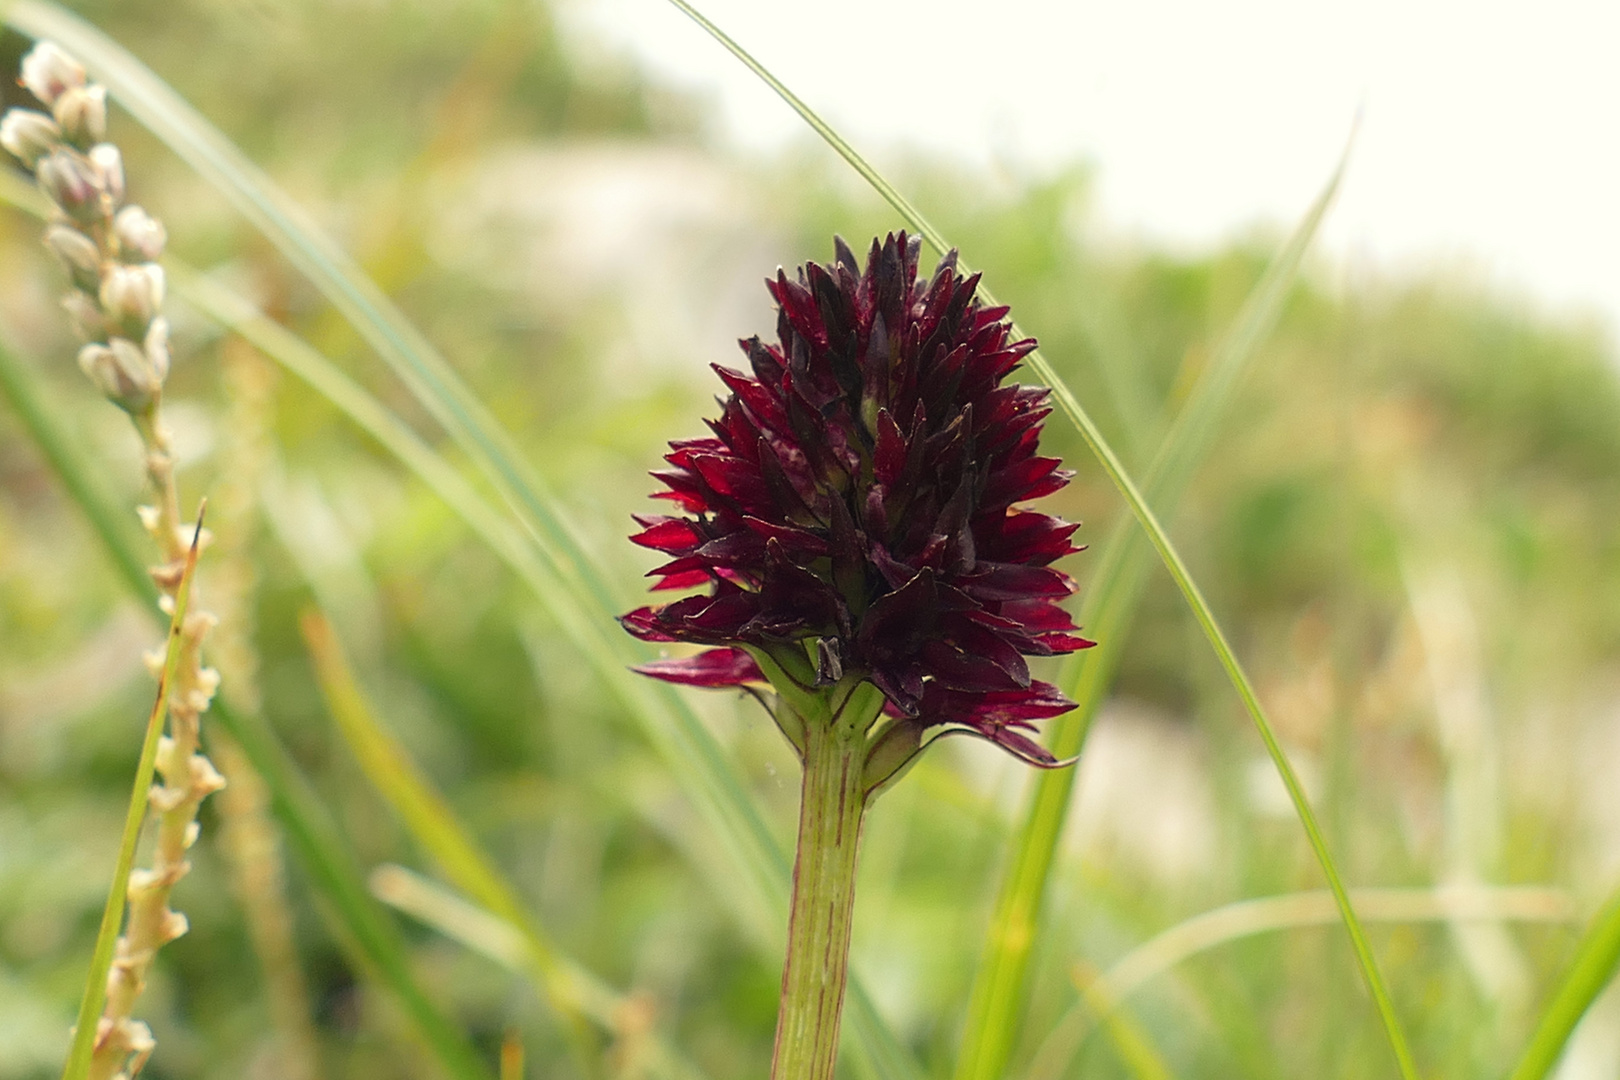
630, 517, 703, 552
649, 568, 713, 592
874, 407, 908, 487
634, 648, 765, 687
620, 606, 677, 642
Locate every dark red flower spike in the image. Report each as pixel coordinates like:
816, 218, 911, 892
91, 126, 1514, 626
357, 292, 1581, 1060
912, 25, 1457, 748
623, 233, 1095, 768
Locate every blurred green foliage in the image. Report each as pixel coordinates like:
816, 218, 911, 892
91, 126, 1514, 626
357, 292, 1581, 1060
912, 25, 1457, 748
1, 2, 1618, 1078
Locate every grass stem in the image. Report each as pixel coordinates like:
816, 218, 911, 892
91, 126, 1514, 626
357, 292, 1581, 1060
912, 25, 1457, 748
61, 510, 203, 1080
1509, 886, 1620, 1080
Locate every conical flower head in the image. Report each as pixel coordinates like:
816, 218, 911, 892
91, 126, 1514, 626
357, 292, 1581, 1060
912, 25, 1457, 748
623, 233, 1095, 766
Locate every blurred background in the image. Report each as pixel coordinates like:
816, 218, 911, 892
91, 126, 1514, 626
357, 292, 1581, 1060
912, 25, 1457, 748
0, 1, 1617, 1078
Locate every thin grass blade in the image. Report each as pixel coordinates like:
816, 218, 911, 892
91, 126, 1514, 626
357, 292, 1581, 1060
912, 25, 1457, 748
372, 866, 713, 1080
1072, 963, 1177, 1080
0, 329, 153, 605
1509, 886, 1620, 1080
60, 509, 203, 1080
956, 154, 1348, 1080
1027, 886, 1576, 1080
206, 700, 493, 1080
302, 606, 565, 976
301, 608, 716, 1080
664, 6, 1418, 1076
299, 609, 604, 1078
501, 1031, 525, 1080
1101, 886, 1575, 1026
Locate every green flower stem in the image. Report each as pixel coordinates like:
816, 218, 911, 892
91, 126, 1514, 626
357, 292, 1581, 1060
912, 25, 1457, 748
773, 699, 875, 1080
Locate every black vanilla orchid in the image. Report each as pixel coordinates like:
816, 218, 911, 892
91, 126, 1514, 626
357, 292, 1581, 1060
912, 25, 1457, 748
623, 233, 1094, 1080
623, 232, 1094, 775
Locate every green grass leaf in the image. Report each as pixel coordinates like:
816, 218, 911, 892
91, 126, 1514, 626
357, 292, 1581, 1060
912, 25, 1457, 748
300, 609, 608, 1079
301, 608, 716, 1080
60, 508, 204, 1080
0, 316, 153, 607
207, 701, 495, 1080
663, 5, 1419, 1076
1509, 886, 1620, 1080
955, 151, 1349, 1080
370, 865, 711, 1080
1072, 965, 1178, 1080
1029, 886, 1577, 1080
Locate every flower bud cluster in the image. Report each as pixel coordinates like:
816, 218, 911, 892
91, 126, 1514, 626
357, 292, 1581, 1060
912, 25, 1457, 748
2, 42, 169, 416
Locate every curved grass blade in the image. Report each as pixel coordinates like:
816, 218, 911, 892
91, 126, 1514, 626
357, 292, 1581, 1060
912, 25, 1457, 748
371, 865, 712, 1080
501, 1030, 524, 1080
165, 262, 548, 598
300, 609, 605, 1080
305, 609, 714, 1080
1038, 252, 1425, 1080
1509, 885, 1620, 1080
0, 337, 491, 1080
663, 6, 1418, 1076
61, 509, 204, 1080
370, 864, 610, 1026
0, 307, 152, 605
0, 12, 923, 1077
205, 706, 494, 1080
956, 154, 1347, 1080
1028, 886, 1576, 1080
1071, 962, 1177, 1080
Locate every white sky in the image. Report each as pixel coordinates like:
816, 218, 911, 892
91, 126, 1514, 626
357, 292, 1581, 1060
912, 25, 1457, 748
564, 0, 1620, 340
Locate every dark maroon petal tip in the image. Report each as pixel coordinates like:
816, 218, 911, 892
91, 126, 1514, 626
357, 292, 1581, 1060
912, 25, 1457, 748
633, 647, 765, 687
927, 724, 1077, 769
620, 607, 678, 642
977, 726, 1079, 769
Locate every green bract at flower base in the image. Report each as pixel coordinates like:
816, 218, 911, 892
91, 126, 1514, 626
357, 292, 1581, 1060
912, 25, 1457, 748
622, 233, 1093, 1080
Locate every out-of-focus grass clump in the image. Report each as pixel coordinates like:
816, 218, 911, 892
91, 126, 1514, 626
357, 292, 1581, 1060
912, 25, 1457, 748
1, 2, 1617, 1079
